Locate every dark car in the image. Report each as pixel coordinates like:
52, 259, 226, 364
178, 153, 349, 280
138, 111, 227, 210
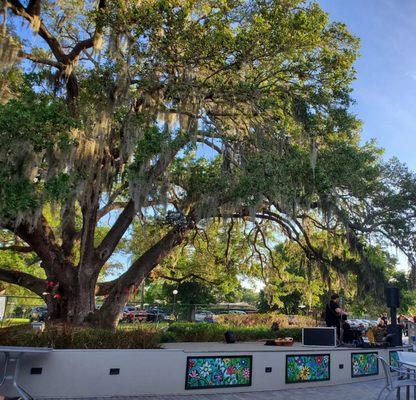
120, 306, 148, 323
146, 307, 172, 322
29, 306, 48, 322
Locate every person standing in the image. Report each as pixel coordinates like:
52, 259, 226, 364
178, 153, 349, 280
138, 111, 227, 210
377, 313, 387, 327
325, 293, 344, 339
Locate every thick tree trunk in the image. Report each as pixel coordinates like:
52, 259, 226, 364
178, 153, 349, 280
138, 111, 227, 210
2, 206, 194, 328
409, 261, 416, 289
42, 270, 99, 326
94, 291, 131, 329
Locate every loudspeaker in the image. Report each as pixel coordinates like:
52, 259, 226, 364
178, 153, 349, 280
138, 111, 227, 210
224, 330, 236, 344
302, 327, 337, 347
386, 325, 402, 347
385, 287, 400, 308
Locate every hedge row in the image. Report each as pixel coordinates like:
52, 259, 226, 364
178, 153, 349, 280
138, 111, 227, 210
0, 322, 303, 348
215, 313, 315, 328
161, 322, 302, 342
0, 324, 162, 349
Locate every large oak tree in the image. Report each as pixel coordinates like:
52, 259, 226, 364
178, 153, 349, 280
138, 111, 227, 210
0, 0, 414, 328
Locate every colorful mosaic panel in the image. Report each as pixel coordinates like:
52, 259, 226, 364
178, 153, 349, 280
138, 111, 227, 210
286, 354, 330, 384
390, 351, 399, 368
185, 356, 252, 390
351, 352, 379, 378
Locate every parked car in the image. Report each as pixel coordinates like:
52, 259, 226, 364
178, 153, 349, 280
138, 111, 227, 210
120, 306, 139, 323
146, 307, 172, 322
361, 319, 377, 328
195, 310, 214, 322
357, 319, 370, 330
346, 319, 361, 329
136, 308, 148, 322
29, 306, 47, 322
228, 310, 247, 315
348, 319, 369, 331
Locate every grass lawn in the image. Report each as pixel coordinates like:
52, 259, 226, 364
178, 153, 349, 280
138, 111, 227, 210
0, 318, 30, 327
118, 322, 170, 330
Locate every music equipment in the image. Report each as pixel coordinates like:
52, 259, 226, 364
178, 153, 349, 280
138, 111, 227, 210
384, 286, 402, 346
386, 325, 402, 347
354, 340, 389, 349
385, 287, 400, 308
302, 327, 337, 347
224, 330, 236, 344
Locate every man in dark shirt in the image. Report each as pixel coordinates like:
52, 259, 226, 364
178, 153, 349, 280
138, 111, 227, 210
325, 293, 343, 338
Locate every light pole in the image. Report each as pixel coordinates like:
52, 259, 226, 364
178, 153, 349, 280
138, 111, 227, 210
173, 289, 178, 320
299, 304, 306, 315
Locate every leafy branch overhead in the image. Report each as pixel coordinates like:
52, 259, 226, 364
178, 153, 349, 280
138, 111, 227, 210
0, 0, 414, 327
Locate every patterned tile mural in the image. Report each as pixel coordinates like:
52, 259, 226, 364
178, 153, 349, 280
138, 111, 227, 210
286, 354, 330, 383
389, 351, 399, 368
185, 356, 252, 389
351, 352, 378, 378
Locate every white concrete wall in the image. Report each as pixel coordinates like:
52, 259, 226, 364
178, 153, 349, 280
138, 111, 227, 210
0, 346, 408, 398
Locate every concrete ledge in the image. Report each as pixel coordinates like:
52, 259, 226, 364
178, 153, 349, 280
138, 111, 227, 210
0, 344, 410, 398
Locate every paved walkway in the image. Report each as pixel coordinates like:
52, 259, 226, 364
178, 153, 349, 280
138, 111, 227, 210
128, 381, 391, 399
42, 380, 405, 399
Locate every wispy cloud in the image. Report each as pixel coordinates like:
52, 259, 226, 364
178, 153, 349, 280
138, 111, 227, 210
406, 71, 416, 81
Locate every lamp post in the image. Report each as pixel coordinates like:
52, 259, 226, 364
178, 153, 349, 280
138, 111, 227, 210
173, 289, 178, 320
299, 304, 306, 315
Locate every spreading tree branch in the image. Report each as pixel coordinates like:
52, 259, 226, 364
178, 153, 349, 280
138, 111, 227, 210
97, 202, 129, 221
18, 51, 63, 68
96, 222, 195, 296
4, 216, 73, 282
0, 245, 33, 253
9, 0, 106, 113
8, 0, 65, 62
0, 268, 45, 296
158, 273, 218, 285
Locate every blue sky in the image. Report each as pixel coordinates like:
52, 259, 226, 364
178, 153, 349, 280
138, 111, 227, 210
319, 0, 416, 171
318, 0, 416, 271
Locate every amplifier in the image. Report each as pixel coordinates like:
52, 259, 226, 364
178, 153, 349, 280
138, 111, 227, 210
302, 327, 337, 347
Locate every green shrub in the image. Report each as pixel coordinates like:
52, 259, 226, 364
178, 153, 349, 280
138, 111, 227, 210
162, 322, 302, 342
215, 313, 315, 328
0, 322, 303, 347
162, 322, 225, 342
275, 327, 302, 341
0, 325, 162, 349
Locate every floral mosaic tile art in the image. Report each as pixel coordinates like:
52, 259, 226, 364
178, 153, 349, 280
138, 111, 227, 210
185, 355, 252, 389
389, 351, 399, 368
351, 352, 378, 378
286, 354, 330, 383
